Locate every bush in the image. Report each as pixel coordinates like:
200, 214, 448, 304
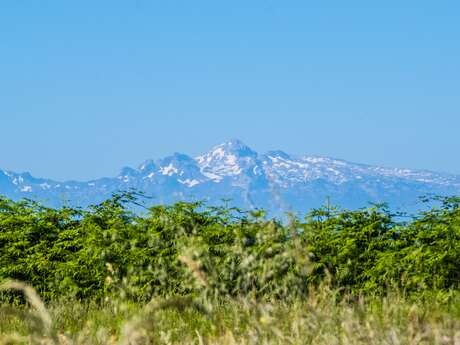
1, 192, 460, 301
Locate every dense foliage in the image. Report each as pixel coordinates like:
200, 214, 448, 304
1, 193, 460, 301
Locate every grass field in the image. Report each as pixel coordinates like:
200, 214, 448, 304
2, 281, 460, 345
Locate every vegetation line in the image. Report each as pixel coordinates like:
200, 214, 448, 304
1, 192, 460, 343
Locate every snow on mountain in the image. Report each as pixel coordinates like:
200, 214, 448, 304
1, 139, 459, 214
156, 153, 206, 187
196, 139, 262, 182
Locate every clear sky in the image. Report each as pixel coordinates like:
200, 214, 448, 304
1, 1, 459, 181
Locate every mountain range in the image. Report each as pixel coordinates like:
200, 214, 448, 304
1, 139, 460, 215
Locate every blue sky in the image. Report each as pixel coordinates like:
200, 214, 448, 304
1, 1, 459, 180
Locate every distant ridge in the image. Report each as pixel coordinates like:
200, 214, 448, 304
1, 139, 459, 215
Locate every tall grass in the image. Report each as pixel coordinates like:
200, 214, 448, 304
2, 279, 460, 344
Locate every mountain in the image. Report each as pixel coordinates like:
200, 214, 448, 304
1, 139, 460, 215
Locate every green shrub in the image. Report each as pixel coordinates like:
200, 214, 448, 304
1, 192, 460, 301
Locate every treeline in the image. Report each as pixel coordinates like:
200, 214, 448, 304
1, 193, 460, 301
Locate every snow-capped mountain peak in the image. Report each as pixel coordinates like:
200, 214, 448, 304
196, 140, 260, 181
1, 139, 460, 214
